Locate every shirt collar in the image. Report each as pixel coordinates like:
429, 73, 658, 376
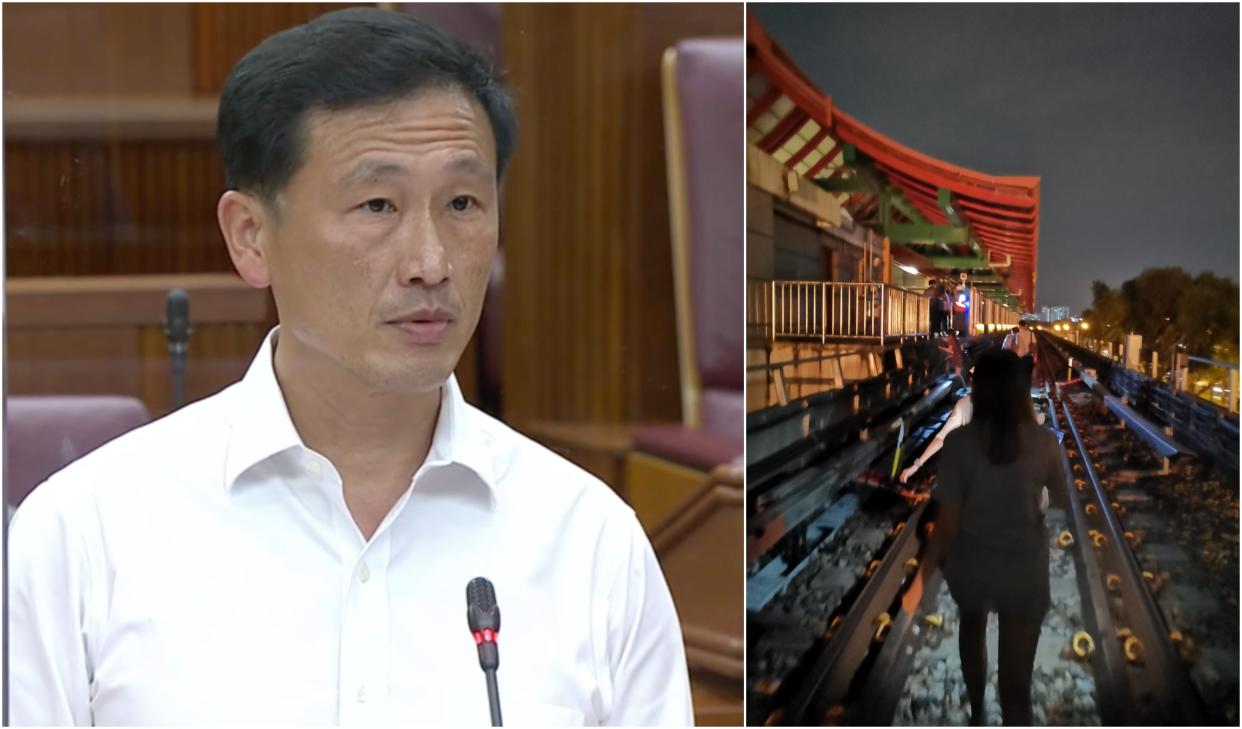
224, 327, 497, 494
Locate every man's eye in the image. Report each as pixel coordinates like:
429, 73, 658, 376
449, 195, 478, 212
362, 199, 395, 214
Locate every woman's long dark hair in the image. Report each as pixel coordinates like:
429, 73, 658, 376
971, 349, 1035, 465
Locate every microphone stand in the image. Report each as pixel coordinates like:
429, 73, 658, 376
164, 289, 191, 410
485, 670, 502, 727
170, 343, 186, 410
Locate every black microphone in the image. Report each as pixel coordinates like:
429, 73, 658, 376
164, 289, 191, 409
466, 577, 502, 727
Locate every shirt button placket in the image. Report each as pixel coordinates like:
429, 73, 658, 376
345, 534, 391, 724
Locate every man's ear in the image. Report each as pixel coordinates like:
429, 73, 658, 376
218, 190, 273, 288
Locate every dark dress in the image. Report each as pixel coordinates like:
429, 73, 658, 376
936, 421, 1061, 619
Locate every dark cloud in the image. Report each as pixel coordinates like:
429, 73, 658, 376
752, 3, 1239, 313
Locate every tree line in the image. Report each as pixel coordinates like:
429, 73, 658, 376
1081, 267, 1238, 364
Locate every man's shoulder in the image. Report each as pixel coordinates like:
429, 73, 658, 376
460, 404, 636, 523
16, 386, 236, 509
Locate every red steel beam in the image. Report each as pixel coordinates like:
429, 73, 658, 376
758, 109, 809, 154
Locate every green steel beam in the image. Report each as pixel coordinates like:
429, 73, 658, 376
936, 187, 990, 262
937, 187, 966, 228
886, 223, 968, 245
886, 192, 929, 225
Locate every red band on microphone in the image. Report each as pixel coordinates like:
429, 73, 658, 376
472, 629, 499, 645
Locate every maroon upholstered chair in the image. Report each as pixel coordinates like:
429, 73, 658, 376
634, 38, 744, 468
6, 395, 150, 509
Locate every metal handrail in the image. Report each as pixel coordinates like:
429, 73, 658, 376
751, 280, 1019, 343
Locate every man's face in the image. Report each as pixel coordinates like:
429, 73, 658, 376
260, 88, 499, 394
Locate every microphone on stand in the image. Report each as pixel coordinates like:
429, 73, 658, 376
466, 577, 503, 727
164, 289, 191, 410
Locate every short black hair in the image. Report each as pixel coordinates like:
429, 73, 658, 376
217, 7, 516, 206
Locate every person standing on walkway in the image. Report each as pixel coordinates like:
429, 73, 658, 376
941, 328, 965, 383
902, 349, 1060, 726
941, 286, 956, 334
1012, 320, 1037, 386
926, 280, 945, 335
1002, 326, 1019, 352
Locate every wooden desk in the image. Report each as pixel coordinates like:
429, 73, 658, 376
7, 273, 275, 416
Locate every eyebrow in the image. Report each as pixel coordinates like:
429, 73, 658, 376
337, 161, 407, 188
337, 157, 493, 188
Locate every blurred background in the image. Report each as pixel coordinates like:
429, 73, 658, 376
4, 3, 743, 723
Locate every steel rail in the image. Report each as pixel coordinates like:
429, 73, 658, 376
779, 499, 931, 725
1058, 374, 1206, 724
1039, 344, 1132, 724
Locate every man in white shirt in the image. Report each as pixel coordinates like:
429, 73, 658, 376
1011, 320, 1036, 360
8, 8, 692, 726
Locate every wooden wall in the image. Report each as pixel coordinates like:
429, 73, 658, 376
499, 3, 742, 428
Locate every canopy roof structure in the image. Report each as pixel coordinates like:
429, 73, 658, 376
747, 15, 1040, 311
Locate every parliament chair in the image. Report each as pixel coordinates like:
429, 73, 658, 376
625, 37, 744, 531
620, 36, 744, 729
6, 395, 150, 510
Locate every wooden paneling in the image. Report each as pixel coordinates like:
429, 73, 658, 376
4, 99, 218, 142
499, 4, 742, 428
4, 140, 229, 277
190, 3, 358, 94
2, 4, 194, 97
624, 451, 709, 531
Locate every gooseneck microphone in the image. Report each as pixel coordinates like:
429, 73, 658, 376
164, 289, 191, 409
466, 577, 502, 727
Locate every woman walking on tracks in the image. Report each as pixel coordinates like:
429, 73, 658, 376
902, 349, 1061, 725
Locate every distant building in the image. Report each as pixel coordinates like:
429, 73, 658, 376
1040, 305, 1069, 322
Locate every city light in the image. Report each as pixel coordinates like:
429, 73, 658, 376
975, 323, 986, 332
1081, 322, 1089, 330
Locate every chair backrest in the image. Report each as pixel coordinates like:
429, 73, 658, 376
6, 395, 150, 508
661, 38, 745, 439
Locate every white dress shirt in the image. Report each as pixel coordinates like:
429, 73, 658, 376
9, 330, 693, 726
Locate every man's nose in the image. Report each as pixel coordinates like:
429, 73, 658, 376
397, 216, 449, 286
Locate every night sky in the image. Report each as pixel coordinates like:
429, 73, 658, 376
751, 3, 1239, 314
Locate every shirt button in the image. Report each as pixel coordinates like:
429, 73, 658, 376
356, 685, 367, 703
305, 459, 322, 475
359, 563, 371, 583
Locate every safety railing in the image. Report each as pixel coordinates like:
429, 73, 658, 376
771, 281, 886, 341
885, 284, 929, 337
751, 280, 1019, 344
